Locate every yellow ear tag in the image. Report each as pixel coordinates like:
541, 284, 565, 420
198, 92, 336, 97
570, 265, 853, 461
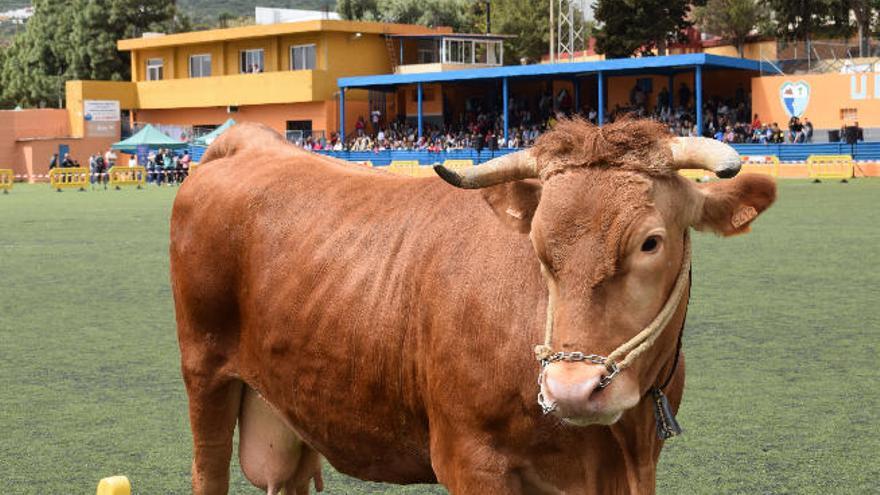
731, 205, 758, 229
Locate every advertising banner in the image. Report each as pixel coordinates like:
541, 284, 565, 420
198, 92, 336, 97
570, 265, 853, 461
84, 100, 121, 122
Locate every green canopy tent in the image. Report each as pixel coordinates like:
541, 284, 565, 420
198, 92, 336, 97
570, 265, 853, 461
193, 119, 236, 146
112, 124, 186, 154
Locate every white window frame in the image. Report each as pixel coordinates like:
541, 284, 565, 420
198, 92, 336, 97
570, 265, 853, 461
240, 49, 265, 73
441, 38, 503, 66
146, 58, 164, 81
188, 54, 211, 78
289, 44, 316, 71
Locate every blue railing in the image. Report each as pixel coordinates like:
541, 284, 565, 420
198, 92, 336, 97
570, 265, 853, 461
315, 148, 520, 166
314, 143, 880, 165
730, 142, 880, 161
188, 142, 880, 165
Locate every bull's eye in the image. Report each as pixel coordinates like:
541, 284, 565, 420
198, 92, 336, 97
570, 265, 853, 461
641, 236, 661, 253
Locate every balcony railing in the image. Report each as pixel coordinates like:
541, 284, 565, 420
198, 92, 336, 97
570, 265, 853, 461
286, 130, 326, 146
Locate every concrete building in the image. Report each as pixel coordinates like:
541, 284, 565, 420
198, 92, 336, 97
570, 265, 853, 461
65, 19, 455, 143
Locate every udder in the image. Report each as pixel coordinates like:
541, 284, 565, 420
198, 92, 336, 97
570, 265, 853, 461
239, 386, 324, 494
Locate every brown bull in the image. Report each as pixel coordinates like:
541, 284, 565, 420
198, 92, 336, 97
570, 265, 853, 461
170, 119, 775, 494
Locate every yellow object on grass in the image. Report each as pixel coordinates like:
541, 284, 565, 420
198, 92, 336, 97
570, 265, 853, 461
96, 476, 131, 495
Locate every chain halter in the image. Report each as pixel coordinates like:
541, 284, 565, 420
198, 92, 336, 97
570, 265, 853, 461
536, 234, 692, 415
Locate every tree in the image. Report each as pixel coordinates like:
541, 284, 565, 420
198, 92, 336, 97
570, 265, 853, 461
0, 0, 72, 108
339, 0, 476, 32
1, 0, 186, 107
69, 0, 190, 82
340, 0, 549, 64
847, 0, 880, 56
489, 0, 550, 64
337, 0, 381, 21
594, 0, 698, 58
769, 0, 848, 45
693, 0, 770, 57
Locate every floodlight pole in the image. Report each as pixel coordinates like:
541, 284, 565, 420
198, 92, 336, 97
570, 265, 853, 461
549, 0, 555, 63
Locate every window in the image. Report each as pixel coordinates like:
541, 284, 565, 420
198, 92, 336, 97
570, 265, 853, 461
146, 58, 163, 81
189, 54, 211, 78
441, 39, 503, 66
417, 39, 438, 64
290, 44, 316, 70
286, 120, 313, 144
240, 49, 265, 73
840, 108, 858, 121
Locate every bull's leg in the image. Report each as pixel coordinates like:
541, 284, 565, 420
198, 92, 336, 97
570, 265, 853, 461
238, 385, 324, 494
182, 364, 243, 495
429, 429, 528, 495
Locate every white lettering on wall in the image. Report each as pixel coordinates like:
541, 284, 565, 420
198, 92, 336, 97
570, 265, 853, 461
851, 75, 867, 100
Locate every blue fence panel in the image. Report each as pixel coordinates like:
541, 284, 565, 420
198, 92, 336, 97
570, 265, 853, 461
731, 142, 880, 161
318, 148, 519, 166
190, 145, 207, 162
319, 142, 880, 165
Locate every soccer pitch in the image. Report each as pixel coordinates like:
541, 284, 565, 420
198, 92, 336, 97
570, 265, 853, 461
1, 180, 877, 494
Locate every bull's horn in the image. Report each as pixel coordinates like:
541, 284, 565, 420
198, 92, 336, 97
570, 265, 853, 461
434, 150, 539, 189
669, 137, 741, 178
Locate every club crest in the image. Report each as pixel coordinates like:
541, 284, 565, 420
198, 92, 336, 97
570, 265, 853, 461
779, 81, 810, 118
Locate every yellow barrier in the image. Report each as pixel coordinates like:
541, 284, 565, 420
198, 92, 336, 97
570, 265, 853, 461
387, 160, 420, 177
678, 169, 711, 181
49, 167, 89, 191
740, 155, 780, 178
189, 163, 200, 174
108, 166, 146, 189
416, 164, 440, 177
442, 159, 474, 172
0, 169, 13, 193
807, 154, 854, 181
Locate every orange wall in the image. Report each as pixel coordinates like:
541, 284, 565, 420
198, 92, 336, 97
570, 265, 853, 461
16, 137, 117, 181
0, 109, 118, 182
604, 70, 751, 111
402, 83, 443, 116
134, 99, 370, 138
752, 72, 880, 129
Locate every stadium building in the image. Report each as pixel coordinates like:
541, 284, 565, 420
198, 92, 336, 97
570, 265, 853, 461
3, 7, 880, 181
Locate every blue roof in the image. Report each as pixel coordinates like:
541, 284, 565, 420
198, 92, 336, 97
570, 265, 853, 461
339, 53, 766, 90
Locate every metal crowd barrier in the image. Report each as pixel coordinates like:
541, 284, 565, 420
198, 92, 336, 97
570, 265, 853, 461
806, 154, 854, 182
108, 166, 147, 189
49, 168, 89, 191
0, 169, 13, 193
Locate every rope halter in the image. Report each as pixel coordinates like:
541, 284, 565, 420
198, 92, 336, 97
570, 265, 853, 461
536, 234, 692, 414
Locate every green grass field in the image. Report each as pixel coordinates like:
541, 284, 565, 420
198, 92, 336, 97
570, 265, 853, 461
1, 180, 878, 494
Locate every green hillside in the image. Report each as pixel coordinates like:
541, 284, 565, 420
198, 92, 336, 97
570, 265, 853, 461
181, 0, 337, 23
0, 1, 338, 26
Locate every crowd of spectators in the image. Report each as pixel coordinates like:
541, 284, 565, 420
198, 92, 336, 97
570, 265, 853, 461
331, 82, 831, 152
48, 147, 193, 186
145, 148, 192, 185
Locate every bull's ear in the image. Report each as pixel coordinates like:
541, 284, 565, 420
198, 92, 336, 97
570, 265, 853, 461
694, 174, 776, 236
481, 180, 542, 233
